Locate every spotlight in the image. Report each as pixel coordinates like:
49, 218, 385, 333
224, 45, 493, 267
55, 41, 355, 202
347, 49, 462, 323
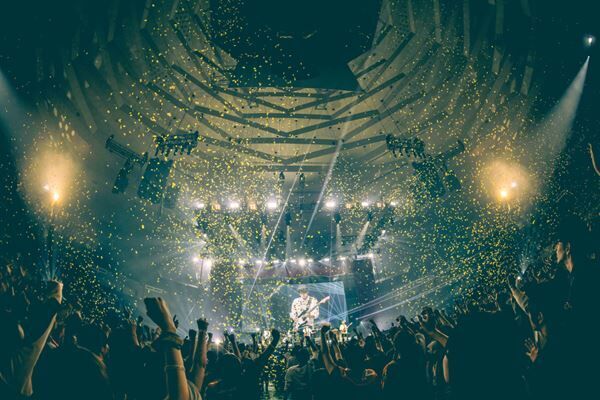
52, 192, 60, 202
194, 201, 206, 209
204, 259, 213, 268
499, 189, 509, 199
192, 256, 200, 263
584, 34, 596, 47
228, 200, 240, 210
298, 258, 307, 267
389, 201, 398, 207
361, 200, 370, 208
238, 259, 247, 265
255, 259, 264, 266
266, 199, 278, 210
367, 253, 375, 259
307, 258, 314, 263
322, 257, 330, 263
510, 181, 518, 188
325, 199, 337, 210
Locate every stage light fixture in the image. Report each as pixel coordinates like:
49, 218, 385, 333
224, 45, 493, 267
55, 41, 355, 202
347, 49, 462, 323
325, 199, 337, 209
584, 34, 596, 47
266, 199, 278, 210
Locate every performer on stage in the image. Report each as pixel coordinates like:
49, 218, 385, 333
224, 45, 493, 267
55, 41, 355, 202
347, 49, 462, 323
290, 286, 320, 333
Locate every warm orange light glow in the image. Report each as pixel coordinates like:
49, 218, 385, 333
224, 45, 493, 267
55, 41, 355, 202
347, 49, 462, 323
481, 160, 535, 205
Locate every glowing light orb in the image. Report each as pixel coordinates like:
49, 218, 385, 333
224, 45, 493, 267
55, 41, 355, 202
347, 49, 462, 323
584, 34, 596, 47
325, 199, 337, 209
361, 200, 370, 208
266, 200, 278, 210
481, 160, 534, 205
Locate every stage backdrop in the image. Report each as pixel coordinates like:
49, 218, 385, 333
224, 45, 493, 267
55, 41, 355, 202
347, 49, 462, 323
240, 281, 347, 332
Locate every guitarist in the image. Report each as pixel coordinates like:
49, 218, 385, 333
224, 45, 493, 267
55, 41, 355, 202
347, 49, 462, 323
289, 286, 320, 334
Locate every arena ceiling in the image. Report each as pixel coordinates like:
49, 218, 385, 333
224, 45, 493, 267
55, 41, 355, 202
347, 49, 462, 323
5, 0, 555, 285
29, 0, 537, 197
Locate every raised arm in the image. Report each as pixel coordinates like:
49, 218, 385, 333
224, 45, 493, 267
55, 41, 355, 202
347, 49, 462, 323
256, 328, 280, 367
191, 318, 209, 390
144, 297, 190, 400
319, 324, 338, 375
227, 332, 242, 360
10, 281, 62, 396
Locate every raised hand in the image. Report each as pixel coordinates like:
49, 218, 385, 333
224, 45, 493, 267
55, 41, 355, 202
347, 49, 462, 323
196, 318, 209, 333
144, 297, 177, 334
524, 338, 539, 363
46, 280, 63, 304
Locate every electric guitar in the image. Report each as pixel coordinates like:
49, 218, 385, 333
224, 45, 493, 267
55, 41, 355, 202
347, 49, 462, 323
293, 296, 330, 331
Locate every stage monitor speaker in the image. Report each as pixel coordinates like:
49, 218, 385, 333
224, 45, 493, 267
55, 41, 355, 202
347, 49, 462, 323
137, 158, 173, 204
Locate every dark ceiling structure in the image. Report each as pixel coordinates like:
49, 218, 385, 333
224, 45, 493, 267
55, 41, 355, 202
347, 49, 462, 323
0, 1, 597, 317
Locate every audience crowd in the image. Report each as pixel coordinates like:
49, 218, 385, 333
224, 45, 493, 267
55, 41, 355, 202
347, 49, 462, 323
0, 220, 597, 400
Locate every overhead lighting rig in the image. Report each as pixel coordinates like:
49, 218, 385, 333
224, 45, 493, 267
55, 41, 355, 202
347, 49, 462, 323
386, 134, 465, 198
386, 134, 426, 159
154, 131, 199, 156
105, 135, 148, 193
